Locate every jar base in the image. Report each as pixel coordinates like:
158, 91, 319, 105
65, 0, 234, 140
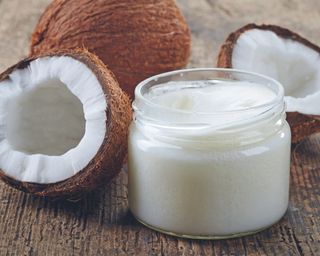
133, 214, 280, 240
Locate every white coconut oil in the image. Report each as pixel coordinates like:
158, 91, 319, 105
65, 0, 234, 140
128, 69, 291, 239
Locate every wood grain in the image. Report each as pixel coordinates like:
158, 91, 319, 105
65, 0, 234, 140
1, 0, 320, 255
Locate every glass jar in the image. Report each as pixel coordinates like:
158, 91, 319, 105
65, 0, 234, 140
128, 68, 291, 239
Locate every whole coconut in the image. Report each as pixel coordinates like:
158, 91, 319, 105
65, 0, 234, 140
31, 0, 191, 96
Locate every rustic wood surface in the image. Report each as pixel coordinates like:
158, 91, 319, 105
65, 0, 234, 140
1, 0, 320, 255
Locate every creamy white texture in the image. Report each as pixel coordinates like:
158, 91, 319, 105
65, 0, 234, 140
147, 81, 276, 113
141, 81, 278, 129
129, 79, 290, 238
232, 29, 320, 115
232, 29, 320, 99
0, 57, 107, 183
129, 123, 291, 236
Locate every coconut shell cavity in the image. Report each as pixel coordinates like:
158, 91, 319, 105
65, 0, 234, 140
218, 23, 320, 143
0, 49, 132, 198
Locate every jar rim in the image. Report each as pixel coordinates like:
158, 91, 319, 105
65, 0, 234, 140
133, 68, 286, 144
134, 68, 284, 116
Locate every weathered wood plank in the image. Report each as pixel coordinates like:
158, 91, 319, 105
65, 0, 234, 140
1, 0, 320, 255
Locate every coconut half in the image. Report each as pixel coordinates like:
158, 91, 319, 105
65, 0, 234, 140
217, 23, 320, 143
0, 49, 131, 198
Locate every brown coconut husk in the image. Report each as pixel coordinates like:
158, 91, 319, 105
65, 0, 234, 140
30, 0, 191, 97
217, 23, 320, 143
0, 49, 132, 199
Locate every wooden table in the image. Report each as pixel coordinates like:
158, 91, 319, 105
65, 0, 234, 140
1, 0, 320, 255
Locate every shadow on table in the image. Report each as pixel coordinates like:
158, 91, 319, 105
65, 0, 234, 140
3, 168, 132, 224
292, 133, 320, 169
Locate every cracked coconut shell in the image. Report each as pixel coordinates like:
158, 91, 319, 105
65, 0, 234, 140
217, 23, 320, 143
0, 49, 132, 199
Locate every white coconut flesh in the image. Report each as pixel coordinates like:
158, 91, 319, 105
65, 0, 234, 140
232, 29, 320, 115
0, 56, 107, 183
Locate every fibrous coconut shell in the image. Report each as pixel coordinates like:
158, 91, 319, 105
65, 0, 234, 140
0, 49, 132, 199
30, 0, 191, 97
217, 23, 320, 143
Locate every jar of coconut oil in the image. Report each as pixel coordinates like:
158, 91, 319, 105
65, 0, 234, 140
128, 68, 291, 239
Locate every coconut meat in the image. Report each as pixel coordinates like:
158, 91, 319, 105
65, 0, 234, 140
232, 29, 320, 115
0, 56, 107, 183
